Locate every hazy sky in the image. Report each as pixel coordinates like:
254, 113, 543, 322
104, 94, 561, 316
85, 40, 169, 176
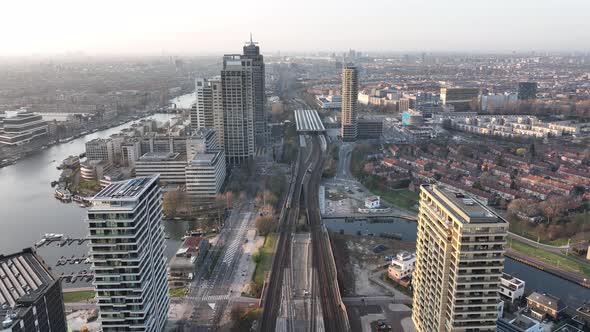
3, 0, 590, 55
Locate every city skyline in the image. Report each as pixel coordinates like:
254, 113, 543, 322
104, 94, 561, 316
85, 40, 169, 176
2, 0, 590, 56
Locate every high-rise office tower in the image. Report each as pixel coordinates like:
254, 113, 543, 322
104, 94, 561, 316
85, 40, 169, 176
412, 184, 508, 332
87, 175, 169, 332
440, 87, 480, 112
341, 64, 359, 141
242, 35, 266, 146
221, 54, 255, 164
517, 82, 537, 100
0, 248, 68, 332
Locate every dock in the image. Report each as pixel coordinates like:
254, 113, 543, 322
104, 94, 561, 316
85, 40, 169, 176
56, 255, 90, 266
35, 236, 89, 248
60, 271, 94, 283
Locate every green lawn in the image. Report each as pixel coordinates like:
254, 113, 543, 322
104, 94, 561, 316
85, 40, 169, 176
371, 188, 420, 211
508, 238, 590, 279
63, 290, 95, 303
508, 222, 570, 246
252, 233, 278, 288
169, 287, 188, 298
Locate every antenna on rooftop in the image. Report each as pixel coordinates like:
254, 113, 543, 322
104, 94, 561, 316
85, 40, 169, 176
246, 33, 258, 45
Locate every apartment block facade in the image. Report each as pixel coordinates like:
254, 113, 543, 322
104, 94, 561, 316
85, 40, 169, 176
341, 64, 359, 141
87, 176, 169, 331
412, 184, 508, 332
221, 55, 255, 164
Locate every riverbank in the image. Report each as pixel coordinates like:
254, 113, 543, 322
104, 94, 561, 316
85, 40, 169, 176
507, 238, 590, 288
0, 111, 159, 169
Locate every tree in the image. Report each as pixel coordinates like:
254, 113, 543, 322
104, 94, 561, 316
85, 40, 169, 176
162, 191, 188, 217
255, 215, 275, 235
539, 196, 569, 222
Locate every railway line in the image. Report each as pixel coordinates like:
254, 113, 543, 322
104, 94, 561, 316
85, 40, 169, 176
259, 135, 316, 332
305, 135, 351, 332
260, 133, 349, 332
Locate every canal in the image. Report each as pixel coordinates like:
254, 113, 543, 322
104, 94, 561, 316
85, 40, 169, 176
324, 217, 590, 308
0, 113, 185, 288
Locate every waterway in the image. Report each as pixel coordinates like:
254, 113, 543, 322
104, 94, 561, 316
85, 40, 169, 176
323, 217, 590, 308
170, 92, 196, 109
0, 113, 183, 288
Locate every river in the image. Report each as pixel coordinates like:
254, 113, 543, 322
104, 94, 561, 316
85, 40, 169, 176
324, 217, 590, 308
0, 113, 190, 289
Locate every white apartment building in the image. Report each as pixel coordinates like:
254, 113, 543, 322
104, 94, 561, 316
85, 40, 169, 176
413, 184, 508, 332
135, 152, 187, 184
186, 128, 218, 162
499, 273, 525, 303
87, 176, 169, 331
185, 150, 226, 199
388, 251, 416, 281
86, 138, 115, 163
192, 78, 216, 130
0, 110, 48, 145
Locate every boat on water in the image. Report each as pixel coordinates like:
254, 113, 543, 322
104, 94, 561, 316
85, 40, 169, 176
35, 238, 46, 247
44, 233, 64, 240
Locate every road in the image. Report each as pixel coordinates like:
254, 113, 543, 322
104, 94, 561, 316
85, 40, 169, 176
183, 203, 255, 331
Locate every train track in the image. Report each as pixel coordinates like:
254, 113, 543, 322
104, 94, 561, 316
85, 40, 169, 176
259, 136, 316, 332
305, 135, 351, 332
260, 134, 349, 332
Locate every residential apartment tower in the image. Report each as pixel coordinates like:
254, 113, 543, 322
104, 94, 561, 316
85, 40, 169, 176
87, 175, 169, 331
341, 64, 359, 141
412, 184, 508, 332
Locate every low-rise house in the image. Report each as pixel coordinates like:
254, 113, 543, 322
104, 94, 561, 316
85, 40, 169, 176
499, 273, 525, 303
387, 252, 416, 287
573, 303, 590, 329
168, 236, 210, 288
365, 196, 380, 209
497, 314, 542, 332
527, 292, 567, 320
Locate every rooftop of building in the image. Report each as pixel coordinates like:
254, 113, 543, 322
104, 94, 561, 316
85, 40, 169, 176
294, 109, 325, 133
501, 272, 524, 286
511, 314, 538, 330
190, 151, 222, 165
553, 324, 584, 332
138, 152, 181, 161
576, 303, 590, 316
85, 137, 112, 145
394, 251, 416, 262
188, 127, 215, 139
423, 184, 504, 224
92, 175, 158, 201
527, 291, 567, 312
0, 248, 56, 323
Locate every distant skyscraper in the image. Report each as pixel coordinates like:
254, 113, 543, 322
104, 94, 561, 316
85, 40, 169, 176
412, 184, 507, 332
440, 87, 480, 112
192, 78, 215, 129
242, 35, 267, 146
341, 64, 359, 141
0, 248, 67, 332
87, 175, 169, 332
517, 82, 537, 100
221, 54, 255, 164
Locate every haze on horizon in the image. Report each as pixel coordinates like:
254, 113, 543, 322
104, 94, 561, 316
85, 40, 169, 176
2, 0, 590, 56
